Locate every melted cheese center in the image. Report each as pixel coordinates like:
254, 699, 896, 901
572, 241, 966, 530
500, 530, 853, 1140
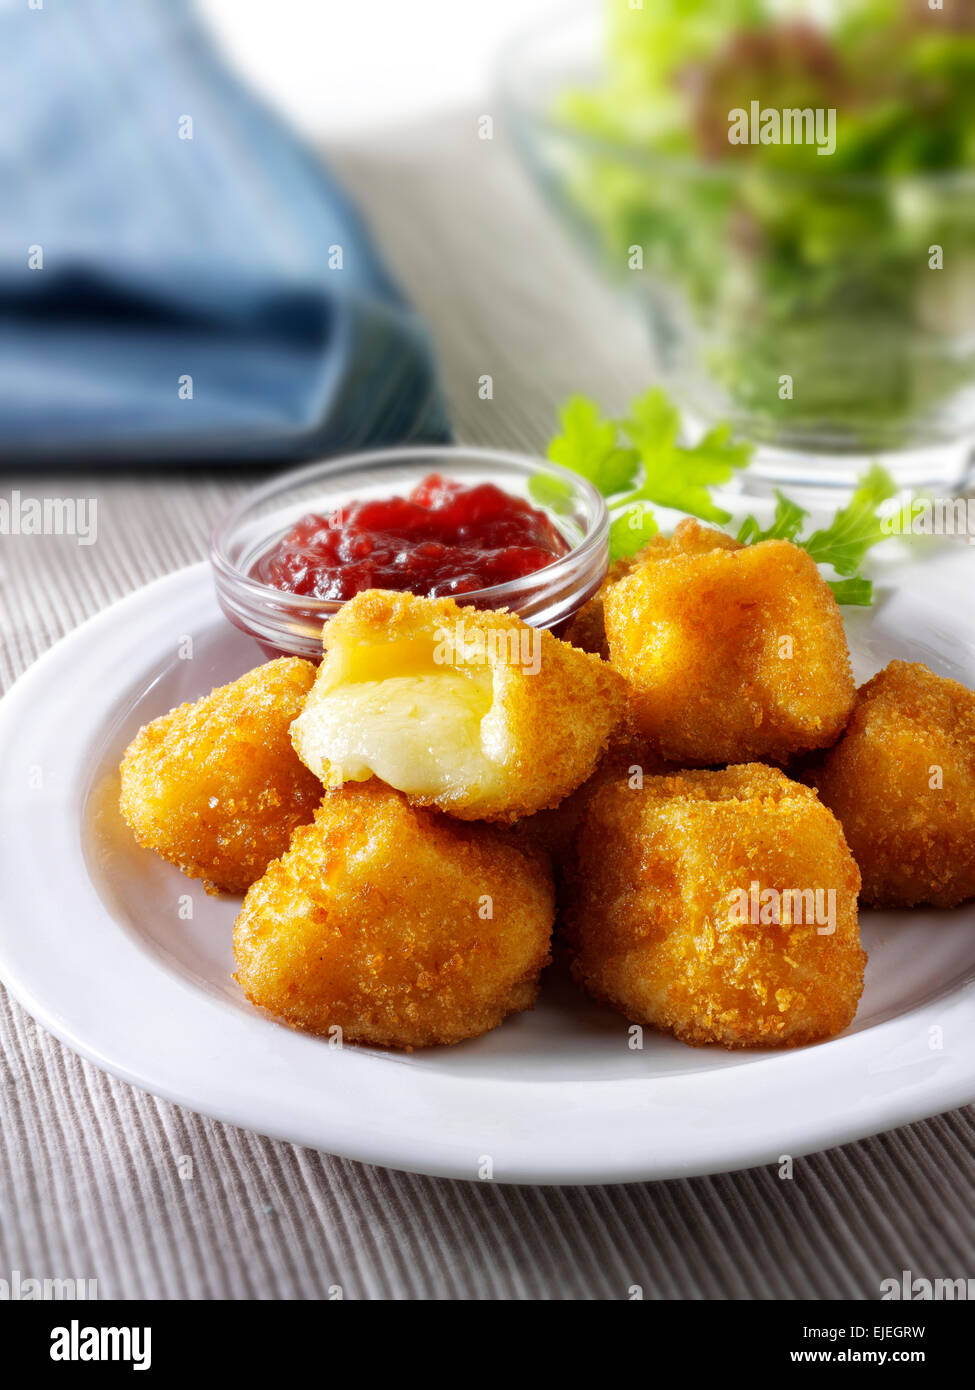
291, 640, 503, 799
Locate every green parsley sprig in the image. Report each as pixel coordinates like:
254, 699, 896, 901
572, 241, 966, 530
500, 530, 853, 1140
735, 466, 901, 606
536, 387, 906, 605
537, 387, 751, 560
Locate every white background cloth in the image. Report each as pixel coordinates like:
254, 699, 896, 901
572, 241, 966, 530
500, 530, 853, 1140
0, 112, 972, 1300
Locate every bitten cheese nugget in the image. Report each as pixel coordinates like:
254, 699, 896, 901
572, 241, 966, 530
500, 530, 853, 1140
809, 660, 975, 908
565, 765, 865, 1049
234, 782, 555, 1049
291, 589, 627, 822
119, 658, 320, 894
604, 534, 855, 765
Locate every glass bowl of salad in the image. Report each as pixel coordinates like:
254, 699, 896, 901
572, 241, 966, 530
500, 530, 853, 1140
502, 0, 975, 492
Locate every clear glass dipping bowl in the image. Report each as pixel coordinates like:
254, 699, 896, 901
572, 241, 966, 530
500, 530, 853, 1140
210, 445, 609, 661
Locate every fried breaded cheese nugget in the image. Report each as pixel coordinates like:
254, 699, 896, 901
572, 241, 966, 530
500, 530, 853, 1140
291, 589, 627, 822
513, 723, 669, 872
120, 658, 321, 894
565, 764, 865, 1049
234, 782, 555, 1048
564, 519, 741, 658
604, 533, 855, 765
808, 660, 975, 908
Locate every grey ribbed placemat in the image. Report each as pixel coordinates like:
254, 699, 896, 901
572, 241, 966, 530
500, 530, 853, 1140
0, 113, 972, 1301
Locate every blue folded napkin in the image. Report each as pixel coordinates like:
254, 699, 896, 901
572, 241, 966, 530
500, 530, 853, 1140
0, 0, 450, 464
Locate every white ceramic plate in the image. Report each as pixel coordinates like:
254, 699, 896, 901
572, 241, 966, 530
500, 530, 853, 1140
0, 554, 973, 1184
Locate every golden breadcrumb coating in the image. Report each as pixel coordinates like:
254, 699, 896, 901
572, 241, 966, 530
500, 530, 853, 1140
119, 658, 321, 895
565, 764, 865, 1049
562, 590, 613, 662
564, 557, 640, 660
808, 660, 975, 908
642, 517, 744, 560
513, 723, 669, 872
604, 535, 855, 765
291, 588, 628, 822
234, 782, 555, 1049
564, 519, 740, 658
